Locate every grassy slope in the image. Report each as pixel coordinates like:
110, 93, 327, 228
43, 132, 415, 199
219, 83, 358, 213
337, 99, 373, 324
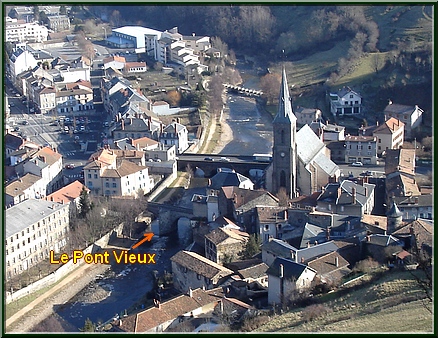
256, 270, 433, 333
269, 5, 432, 92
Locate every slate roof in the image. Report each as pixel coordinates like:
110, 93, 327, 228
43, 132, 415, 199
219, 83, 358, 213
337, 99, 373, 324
300, 223, 327, 249
394, 194, 433, 208
361, 214, 388, 232
318, 180, 374, 207
363, 234, 403, 247
266, 257, 315, 280
296, 125, 339, 176
170, 251, 233, 280
163, 121, 186, 134
6, 199, 68, 237
273, 68, 296, 124
209, 170, 252, 190
5, 133, 24, 151
383, 103, 420, 115
236, 262, 269, 280
222, 186, 278, 210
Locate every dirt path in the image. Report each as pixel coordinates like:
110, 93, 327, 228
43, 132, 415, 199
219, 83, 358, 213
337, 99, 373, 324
6, 262, 109, 333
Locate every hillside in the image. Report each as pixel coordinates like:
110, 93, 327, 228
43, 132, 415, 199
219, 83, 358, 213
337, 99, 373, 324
256, 270, 432, 333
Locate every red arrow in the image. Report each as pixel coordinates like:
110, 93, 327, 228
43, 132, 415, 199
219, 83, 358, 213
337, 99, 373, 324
132, 233, 154, 249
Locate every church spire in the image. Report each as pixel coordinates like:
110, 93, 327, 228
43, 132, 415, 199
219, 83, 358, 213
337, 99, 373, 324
273, 67, 295, 124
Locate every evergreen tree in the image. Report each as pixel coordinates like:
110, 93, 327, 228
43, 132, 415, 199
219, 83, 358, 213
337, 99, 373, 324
81, 318, 95, 332
78, 186, 92, 218
240, 234, 261, 259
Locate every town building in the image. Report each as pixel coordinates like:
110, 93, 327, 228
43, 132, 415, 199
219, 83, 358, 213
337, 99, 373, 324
383, 102, 423, 139
45, 180, 89, 211
205, 227, 249, 264
266, 257, 316, 305
267, 69, 340, 198
47, 15, 71, 32
170, 251, 234, 293
316, 180, 375, 217
294, 106, 322, 126
5, 19, 48, 43
329, 87, 363, 116
5, 173, 45, 207
5, 199, 70, 280
344, 135, 377, 165
209, 169, 254, 191
83, 148, 153, 197
159, 121, 189, 154
372, 117, 404, 156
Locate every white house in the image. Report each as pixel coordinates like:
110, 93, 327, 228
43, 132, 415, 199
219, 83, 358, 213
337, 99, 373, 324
5, 173, 46, 207
383, 102, 423, 139
329, 87, 363, 116
266, 257, 317, 305
8, 47, 39, 83
295, 107, 322, 125
6, 19, 48, 43
159, 121, 189, 154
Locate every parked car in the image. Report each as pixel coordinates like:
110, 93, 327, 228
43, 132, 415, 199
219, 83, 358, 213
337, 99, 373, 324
351, 161, 364, 167
204, 157, 214, 161
21, 120, 29, 125
14, 126, 20, 131
220, 157, 231, 162
65, 163, 75, 169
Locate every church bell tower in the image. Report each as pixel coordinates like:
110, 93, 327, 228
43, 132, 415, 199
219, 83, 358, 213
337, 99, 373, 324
271, 68, 297, 199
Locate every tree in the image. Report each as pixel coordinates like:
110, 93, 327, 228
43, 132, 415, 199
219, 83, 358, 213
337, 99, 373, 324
80, 318, 95, 332
276, 187, 289, 207
259, 73, 281, 104
33, 5, 40, 22
59, 5, 67, 15
166, 90, 182, 107
78, 186, 92, 218
240, 234, 261, 259
207, 74, 225, 114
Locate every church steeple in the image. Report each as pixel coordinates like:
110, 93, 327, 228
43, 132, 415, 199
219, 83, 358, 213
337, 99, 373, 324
273, 67, 296, 124
271, 68, 297, 199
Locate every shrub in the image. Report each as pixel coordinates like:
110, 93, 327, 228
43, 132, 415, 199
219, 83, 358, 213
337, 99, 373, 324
301, 304, 330, 322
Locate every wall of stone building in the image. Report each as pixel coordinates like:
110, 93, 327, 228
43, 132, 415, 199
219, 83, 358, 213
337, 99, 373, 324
5, 223, 123, 304
217, 241, 245, 264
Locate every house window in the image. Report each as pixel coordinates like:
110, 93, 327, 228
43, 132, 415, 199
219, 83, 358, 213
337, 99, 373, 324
112, 183, 117, 188
350, 94, 353, 98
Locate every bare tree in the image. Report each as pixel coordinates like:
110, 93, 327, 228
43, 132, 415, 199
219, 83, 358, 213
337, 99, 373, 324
207, 74, 225, 114
371, 53, 385, 74
259, 73, 281, 104
276, 187, 289, 207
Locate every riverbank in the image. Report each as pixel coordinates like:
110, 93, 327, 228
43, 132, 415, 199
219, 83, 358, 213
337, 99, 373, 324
212, 106, 233, 154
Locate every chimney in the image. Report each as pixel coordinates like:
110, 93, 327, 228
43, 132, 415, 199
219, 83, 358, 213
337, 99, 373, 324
160, 124, 164, 134
129, 117, 133, 125
414, 197, 419, 205
307, 241, 311, 248
177, 117, 180, 124
279, 264, 283, 278
51, 196, 54, 201
352, 187, 356, 204
409, 226, 414, 235
61, 199, 64, 204
188, 288, 193, 298
220, 300, 223, 313
337, 187, 342, 200
335, 256, 339, 267
301, 257, 305, 263
364, 187, 368, 197
121, 119, 125, 130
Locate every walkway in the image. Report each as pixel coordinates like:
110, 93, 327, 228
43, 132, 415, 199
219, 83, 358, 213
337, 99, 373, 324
6, 262, 109, 333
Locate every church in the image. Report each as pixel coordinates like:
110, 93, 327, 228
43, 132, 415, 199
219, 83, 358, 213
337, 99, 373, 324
265, 69, 340, 198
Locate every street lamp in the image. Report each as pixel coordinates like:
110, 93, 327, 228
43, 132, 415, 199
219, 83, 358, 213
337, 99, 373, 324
102, 26, 107, 40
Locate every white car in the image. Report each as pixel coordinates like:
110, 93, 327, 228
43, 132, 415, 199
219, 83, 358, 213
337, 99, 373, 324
220, 157, 231, 162
351, 161, 364, 167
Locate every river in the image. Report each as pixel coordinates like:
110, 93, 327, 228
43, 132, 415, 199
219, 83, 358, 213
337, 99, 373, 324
219, 70, 274, 156
54, 236, 183, 330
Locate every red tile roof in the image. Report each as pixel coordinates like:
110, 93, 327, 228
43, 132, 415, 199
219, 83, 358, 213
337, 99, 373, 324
45, 180, 88, 204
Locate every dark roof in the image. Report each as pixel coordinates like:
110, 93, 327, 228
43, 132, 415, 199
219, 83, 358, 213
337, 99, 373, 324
363, 234, 403, 247
318, 181, 374, 207
394, 194, 433, 208
170, 251, 233, 279
307, 251, 351, 281
266, 257, 314, 279
392, 219, 433, 250
209, 170, 252, 190
5, 133, 24, 150
237, 262, 269, 280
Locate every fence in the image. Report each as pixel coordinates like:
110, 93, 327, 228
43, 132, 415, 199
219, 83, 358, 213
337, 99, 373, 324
5, 223, 123, 305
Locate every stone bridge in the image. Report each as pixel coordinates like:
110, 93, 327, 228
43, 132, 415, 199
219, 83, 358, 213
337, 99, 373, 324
147, 202, 193, 236
223, 83, 263, 97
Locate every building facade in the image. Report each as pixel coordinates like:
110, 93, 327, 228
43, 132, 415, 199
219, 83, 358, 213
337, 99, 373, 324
5, 199, 69, 280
